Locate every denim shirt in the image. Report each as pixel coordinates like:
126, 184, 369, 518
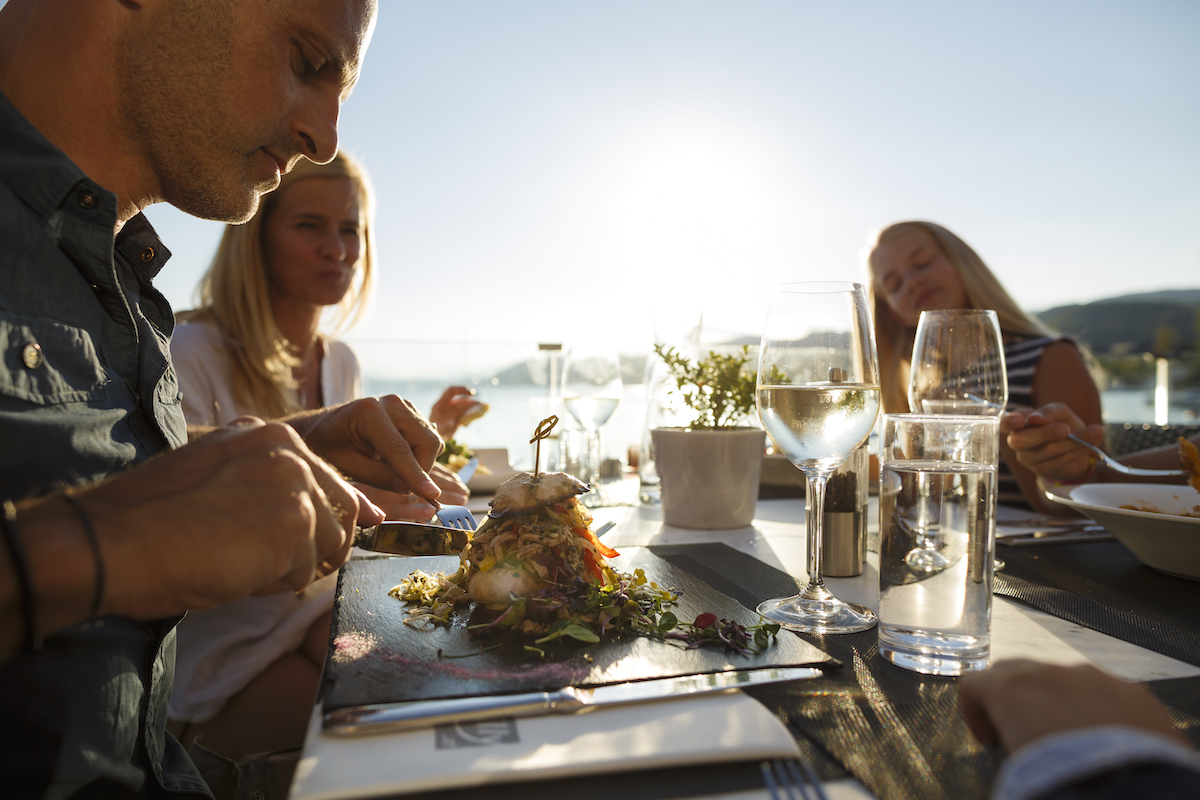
0, 92, 205, 797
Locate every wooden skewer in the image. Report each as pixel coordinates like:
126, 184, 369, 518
529, 415, 559, 477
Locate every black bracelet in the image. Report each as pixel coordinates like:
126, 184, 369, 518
1, 500, 42, 653
61, 494, 105, 620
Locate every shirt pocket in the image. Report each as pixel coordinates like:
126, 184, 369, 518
0, 311, 110, 405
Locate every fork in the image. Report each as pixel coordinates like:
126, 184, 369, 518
1067, 433, 1185, 479
760, 758, 829, 800
434, 505, 478, 531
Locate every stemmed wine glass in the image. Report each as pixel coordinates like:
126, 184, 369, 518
908, 310, 1007, 416
562, 345, 624, 507
906, 309, 1007, 571
756, 282, 881, 633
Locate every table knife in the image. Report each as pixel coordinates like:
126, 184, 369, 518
353, 521, 471, 556
996, 526, 1113, 547
322, 666, 825, 736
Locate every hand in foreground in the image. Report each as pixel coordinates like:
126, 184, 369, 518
1001, 403, 1104, 484
959, 660, 1188, 755
286, 395, 444, 503
22, 420, 383, 634
429, 385, 485, 442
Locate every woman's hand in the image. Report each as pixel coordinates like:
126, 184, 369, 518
1001, 403, 1104, 484
429, 386, 485, 443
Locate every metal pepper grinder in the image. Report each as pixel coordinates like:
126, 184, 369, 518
822, 367, 867, 577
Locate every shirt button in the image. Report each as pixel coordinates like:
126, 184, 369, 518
141, 247, 155, 263
22, 343, 43, 369
78, 193, 96, 210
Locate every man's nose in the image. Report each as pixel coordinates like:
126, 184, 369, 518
292, 90, 341, 165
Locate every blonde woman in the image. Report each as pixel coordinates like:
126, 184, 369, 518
867, 221, 1102, 514
167, 152, 473, 758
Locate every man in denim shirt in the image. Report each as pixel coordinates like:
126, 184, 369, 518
0, 1, 447, 797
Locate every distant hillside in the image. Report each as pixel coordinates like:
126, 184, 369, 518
1093, 289, 1200, 306
1036, 289, 1199, 355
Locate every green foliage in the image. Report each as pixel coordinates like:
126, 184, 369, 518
1037, 300, 1198, 355
1096, 353, 1156, 388
654, 344, 762, 430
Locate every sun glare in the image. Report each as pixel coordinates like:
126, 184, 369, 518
589, 120, 795, 338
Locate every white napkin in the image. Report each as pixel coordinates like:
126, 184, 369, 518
290, 690, 799, 800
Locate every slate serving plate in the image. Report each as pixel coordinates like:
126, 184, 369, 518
322, 547, 836, 712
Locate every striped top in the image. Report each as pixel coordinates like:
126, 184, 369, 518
998, 335, 1064, 507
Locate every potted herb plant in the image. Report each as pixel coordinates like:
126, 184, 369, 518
649, 344, 767, 529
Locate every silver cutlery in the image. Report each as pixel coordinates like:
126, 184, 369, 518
435, 505, 478, 531
761, 757, 828, 800
324, 666, 824, 736
998, 516, 1110, 528
1067, 433, 1185, 479
354, 506, 478, 556
997, 527, 1113, 547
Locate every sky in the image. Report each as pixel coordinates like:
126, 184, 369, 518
145, 0, 1200, 378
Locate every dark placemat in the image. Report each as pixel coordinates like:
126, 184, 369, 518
994, 541, 1200, 666
324, 548, 834, 711
655, 542, 1200, 798
651, 544, 995, 800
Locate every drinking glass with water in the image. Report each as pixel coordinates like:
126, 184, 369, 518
878, 414, 999, 675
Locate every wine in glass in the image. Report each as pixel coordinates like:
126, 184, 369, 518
562, 345, 624, 506
756, 281, 881, 633
906, 309, 1007, 571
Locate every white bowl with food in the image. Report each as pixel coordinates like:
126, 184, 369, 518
1045, 482, 1200, 580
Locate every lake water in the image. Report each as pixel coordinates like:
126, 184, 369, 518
363, 376, 1197, 473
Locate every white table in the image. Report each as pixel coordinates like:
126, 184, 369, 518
591, 495, 1200, 684
294, 492, 1199, 799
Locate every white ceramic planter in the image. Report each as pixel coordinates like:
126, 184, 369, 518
650, 427, 766, 529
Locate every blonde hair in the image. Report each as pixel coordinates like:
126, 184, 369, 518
179, 152, 376, 418
866, 221, 1057, 413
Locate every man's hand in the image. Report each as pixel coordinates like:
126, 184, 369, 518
430, 462, 469, 505
351, 462, 469, 522
1001, 403, 1104, 484
959, 660, 1187, 754
80, 419, 384, 618
286, 395, 444, 503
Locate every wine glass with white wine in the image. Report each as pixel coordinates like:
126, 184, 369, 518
906, 309, 1007, 571
561, 345, 624, 507
756, 282, 881, 633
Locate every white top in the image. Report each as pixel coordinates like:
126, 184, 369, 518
170, 317, 361, 426
168, 317, 361, 723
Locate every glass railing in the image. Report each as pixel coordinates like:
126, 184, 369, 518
348, 337, 651, 471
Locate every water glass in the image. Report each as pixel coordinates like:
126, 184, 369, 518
878, 414, 999, 675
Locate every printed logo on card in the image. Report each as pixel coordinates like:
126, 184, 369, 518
434, 718, 520, 748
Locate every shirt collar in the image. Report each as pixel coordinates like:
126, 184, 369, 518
0, 90, 171, 277
0, 89, 92, 222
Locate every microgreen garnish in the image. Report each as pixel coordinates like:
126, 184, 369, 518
395, 565, 778, 656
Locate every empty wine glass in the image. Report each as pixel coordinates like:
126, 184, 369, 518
562, 345, 624, 507
908, 310, 1007, 415
756, 282, 881, 633
906, 309, 1007, 571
